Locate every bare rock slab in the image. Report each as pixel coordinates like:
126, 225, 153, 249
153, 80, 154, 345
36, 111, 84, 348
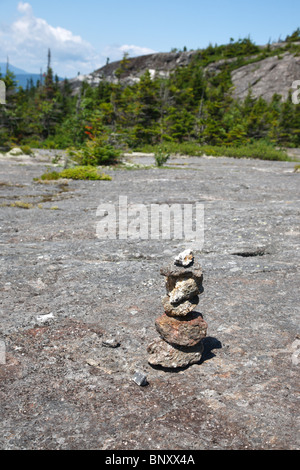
155, 312, 208, 347
147, 338, 204, 368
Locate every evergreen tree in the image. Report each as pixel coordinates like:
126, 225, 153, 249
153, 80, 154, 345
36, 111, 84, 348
278, 92, 295, 145
1, 33, 300, 151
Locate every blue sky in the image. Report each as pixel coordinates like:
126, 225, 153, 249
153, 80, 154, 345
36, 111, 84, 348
0, 0, 299, 78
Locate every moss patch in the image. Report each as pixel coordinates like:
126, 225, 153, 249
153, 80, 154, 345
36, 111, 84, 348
36, 166, 112, 181
10, 201, 34, 209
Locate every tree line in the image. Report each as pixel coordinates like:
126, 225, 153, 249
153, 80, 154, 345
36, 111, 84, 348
1, 33, 300, 159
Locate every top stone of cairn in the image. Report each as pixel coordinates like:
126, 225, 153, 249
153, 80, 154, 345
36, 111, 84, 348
174, 249, 194, 267
160, 249, 202, 280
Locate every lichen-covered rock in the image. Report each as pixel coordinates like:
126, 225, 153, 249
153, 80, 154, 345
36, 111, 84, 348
147, 338, 204, 368
174, 249, 194, 267
169, 277, 202, 304
155, 312, 208, 347
162, 295, 199, 317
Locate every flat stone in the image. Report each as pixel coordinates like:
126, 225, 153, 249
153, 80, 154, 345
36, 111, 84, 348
169, 277, 202, 304
162, 295, 199, 317
160, 261, 203, 279
155, 312, 208, 347
147, 338, 204, 368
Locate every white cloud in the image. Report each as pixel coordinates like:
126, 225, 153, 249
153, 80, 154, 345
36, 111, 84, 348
119, 45, 156, 56
1, 2, 99, 77
101, 44, 156, 66
17, 2, 32, 14
0, 2, 157, 78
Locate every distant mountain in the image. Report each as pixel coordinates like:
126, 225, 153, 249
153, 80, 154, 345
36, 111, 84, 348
0, 63, 28, 75
0, 63, 63, 88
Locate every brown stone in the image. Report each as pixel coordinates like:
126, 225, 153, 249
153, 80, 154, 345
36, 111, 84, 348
162, 295, 199, 317
155, 312, 208, 347
147, 338, 204, 368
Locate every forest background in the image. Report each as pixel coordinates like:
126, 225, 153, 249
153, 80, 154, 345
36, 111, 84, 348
1, 29, 300, 164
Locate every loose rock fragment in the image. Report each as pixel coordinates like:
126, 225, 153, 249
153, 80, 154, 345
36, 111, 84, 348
36, 313, 55, 325
102, 335, 120, 348
132, 371, 148, 386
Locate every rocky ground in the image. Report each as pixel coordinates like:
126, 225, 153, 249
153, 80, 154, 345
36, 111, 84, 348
0, 150, 299, 450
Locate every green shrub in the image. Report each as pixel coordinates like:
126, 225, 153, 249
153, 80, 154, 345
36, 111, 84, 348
154, 147, 170, 167
81, 142, 120, 165
20, 145, 33, 155
37, 166, 112, 181
67, 142, 121, 166
139, 141, 290, 161
200, 142, 289, 161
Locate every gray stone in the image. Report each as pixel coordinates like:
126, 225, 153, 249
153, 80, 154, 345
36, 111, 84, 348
132, 371, 148, 386
231, 52, 300, 102
162, 295, 199, 317
102, 336, 120, 348
169, 277, 201, 304
160, 261, 203, 281
147, 338, 204, 368
36, 313, 55, 325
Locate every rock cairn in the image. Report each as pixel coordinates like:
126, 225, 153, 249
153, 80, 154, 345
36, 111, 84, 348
147, 249, 208, 368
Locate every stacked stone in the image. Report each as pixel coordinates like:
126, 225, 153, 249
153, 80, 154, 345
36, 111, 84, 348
147, 249, 208, 368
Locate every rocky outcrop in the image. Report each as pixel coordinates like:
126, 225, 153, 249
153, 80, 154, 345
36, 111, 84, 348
67, 50, 198, 94
67, 45, 300, 102
231, 52, 300, 102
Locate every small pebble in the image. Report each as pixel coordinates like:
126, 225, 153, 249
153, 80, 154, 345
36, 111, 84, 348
102, 336, 120, 348
132, 371, 148, 387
